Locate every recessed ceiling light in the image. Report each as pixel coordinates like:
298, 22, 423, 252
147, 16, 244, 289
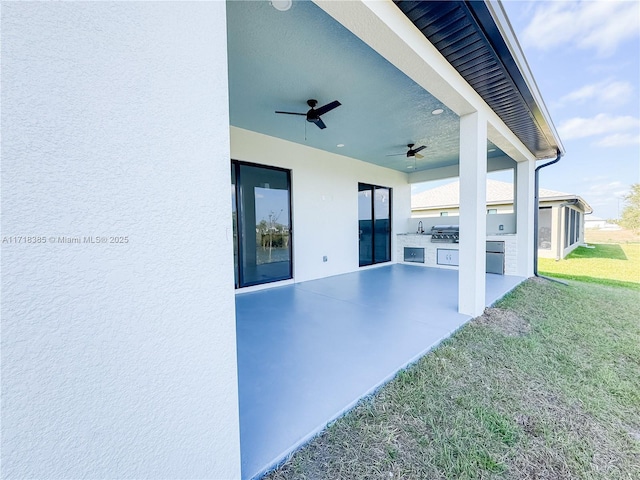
431, 108, 444, 115
270, 0, 292, 11
407, 165, 414, 169
488, 148, 496, 152
336, 144, 344, 148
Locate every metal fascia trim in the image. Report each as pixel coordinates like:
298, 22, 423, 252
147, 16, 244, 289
478, 0, 564, 154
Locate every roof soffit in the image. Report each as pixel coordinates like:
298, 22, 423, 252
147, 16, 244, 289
394, 0, 561, 160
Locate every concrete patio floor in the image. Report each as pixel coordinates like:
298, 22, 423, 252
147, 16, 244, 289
235, 264, 525, 480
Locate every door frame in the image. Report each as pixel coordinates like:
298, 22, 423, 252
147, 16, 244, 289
232, 159, 293, 288
358, 182, 392, 267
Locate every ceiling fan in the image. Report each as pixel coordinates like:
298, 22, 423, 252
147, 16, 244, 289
387, 143, 427, 159
275, 99, 341, 129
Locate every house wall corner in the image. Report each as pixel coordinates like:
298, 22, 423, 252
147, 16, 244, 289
1, 3, 241, 478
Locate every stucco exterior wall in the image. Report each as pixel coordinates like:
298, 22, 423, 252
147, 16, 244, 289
231, 127, 411, 284
1, 2, 241, 478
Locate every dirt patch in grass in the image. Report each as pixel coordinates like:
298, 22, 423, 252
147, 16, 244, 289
627, 427, 640, 442
473, 307, 531, 337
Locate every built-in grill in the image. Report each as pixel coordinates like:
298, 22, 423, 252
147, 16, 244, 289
430, 225, 459, 243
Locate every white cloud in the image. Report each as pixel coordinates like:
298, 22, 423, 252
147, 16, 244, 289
581, 182, 626, 213
522, 1, 640, 57
580, 175, 609, 183
578, 180, 631, 218
595, 132, 640, 147
558, 79, 633, 107
585, 181, 628, 201
587, 180, 623, 192
558, 113, 640, 140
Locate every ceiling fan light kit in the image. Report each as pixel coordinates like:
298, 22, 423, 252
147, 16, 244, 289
407, 143, 427, 159
275, 98, 342, 130
386, 143, 427, 160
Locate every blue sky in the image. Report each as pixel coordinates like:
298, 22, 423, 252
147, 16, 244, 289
503, 0, 640, 220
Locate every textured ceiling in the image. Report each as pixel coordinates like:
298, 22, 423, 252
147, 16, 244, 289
227, 0, 506, 173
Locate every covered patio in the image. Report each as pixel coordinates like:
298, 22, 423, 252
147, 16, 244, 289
2, 1, 569, 478
236, 264, 524, 479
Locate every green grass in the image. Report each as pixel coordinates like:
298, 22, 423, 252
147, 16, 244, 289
266, 279, 640, 480
539, 243, 640, 289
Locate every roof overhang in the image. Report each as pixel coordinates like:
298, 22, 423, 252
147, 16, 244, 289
540, 196, 593, 214
394, 0, 564, 160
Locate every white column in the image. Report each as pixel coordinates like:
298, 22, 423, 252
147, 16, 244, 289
458, 112, 487, 316
516, 159, 535, 276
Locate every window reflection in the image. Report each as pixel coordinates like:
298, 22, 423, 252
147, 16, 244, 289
232, 162, 292, 287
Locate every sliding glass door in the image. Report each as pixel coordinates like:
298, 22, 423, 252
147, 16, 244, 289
358, 183, 391, 266
232, 161, 292, 288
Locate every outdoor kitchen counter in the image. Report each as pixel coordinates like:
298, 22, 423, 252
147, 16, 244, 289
396, 233, 518, 275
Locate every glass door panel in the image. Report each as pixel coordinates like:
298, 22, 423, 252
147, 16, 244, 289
358, 184, 373, 266
374, 187, 391, 263
358, 183, 391, 266
231, 166, 239, 288
233, 162, 292, 288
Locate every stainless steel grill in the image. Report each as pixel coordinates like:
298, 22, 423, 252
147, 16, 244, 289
430, 225, 459, 243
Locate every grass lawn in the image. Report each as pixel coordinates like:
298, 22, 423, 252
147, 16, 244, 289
266, 279, 640, 480
539, 243, 640, 290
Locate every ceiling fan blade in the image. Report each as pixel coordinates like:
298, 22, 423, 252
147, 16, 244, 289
413, 145, 427, 153
275, 111, 306, 116
415, 153, 424, 159
313, 117, 327, 129
314, 100, 341, 117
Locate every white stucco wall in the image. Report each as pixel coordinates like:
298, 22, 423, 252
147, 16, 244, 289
1, 2, 241, 479
231, 127, 411, 283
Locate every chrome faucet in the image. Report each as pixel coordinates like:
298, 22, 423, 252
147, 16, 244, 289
417, 221, 424, 234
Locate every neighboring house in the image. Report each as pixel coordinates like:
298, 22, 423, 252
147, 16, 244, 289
412, 179, 593, 259
585, 215, 621, 230
3, 1, 565, 479
585, 216, 607, 229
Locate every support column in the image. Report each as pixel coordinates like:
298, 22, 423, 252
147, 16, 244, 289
458, 112, 487, 317
516, 159, 535, 276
